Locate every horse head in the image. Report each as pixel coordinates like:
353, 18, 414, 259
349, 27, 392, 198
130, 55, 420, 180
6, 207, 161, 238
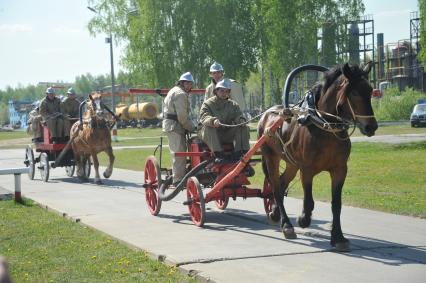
339, 62, 378, 136
88, 93, 105, 117
319, 62, 378, 137
84, 93, 110, 128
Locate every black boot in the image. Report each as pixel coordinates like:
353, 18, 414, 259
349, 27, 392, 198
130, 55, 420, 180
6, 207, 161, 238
214, 151, 226, 163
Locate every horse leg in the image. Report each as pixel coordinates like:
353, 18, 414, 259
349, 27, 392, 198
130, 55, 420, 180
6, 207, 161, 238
298, 170, 315, 228
330, 166, 350, 252
75, 153, 85, 181
91, 153, 102, 184
270, 163, 298, 222
264, 155, 296, 239
103, 146, 114, 179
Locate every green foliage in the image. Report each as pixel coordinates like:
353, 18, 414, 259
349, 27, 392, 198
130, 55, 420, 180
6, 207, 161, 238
372, 87, 425, 120
0, 85, 45, 105
419, 0, 426, 65
87, 0, 364, 90
74, 73, 111, 94
0, 102, 8, 124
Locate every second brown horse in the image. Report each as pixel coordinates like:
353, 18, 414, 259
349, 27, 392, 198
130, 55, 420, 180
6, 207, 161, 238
70, 93, 115, 184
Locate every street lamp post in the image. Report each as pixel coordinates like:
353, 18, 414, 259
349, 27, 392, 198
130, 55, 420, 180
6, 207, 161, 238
105, 35, 116, 114
88, 6, 118, 141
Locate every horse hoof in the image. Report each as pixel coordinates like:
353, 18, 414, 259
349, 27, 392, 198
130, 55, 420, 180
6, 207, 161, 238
333, 241, 350, 252
267, 213, 279, 225
268, 211, 280, 223
267, 215, 279, 225
297, 216, 311, 228
103, 172, 111, 179
283, 228, 297, 239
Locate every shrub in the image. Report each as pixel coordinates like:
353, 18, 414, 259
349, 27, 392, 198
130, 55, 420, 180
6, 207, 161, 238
372, 87, 425, 121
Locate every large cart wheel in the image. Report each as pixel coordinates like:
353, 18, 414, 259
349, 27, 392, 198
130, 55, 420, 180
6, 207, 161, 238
82, 156, 91, 178
263, 178, 275, 214
65, 165, 75, 177
39, 152, 50, 182
144, 156, 162, 216
25, 145, 35, 180
186, 177, 205, 227
215, 196, 229, 210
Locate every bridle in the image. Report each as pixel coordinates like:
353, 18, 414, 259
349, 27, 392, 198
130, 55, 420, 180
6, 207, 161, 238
85, 97, 109, 129
336, 78, 376, 123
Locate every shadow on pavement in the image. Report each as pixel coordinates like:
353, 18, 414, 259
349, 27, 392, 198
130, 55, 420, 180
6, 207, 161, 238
54, 177, 142, 189
158, 207, 426, 266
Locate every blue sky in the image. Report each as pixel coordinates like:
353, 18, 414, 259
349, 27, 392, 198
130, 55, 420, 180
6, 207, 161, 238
0, 0, 420, 90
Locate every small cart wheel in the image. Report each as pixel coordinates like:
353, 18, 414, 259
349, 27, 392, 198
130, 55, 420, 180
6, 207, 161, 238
65, 165, 75, 177
82, 156, 91, 178
186, 177, 205, 227
39, 152, 50, 182
25, 145, 35, 180
144, 156, 162, 216
263, 178, 275, 214
215, 196, 229, 210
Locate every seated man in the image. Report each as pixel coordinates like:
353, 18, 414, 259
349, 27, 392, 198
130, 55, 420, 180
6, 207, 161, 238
61, 87, 80, 141
27, 103, 43, 143
39, 87, 65, 144
198, 79, 250, 162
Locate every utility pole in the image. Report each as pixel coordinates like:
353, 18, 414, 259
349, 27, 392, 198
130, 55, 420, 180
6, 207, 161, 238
88, 6, 118, 141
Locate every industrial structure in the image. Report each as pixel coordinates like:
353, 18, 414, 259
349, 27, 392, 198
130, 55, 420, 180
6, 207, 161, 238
319, 12, 424, 93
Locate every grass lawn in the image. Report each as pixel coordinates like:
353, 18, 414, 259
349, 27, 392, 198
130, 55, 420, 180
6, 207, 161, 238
352, 123, 426, 136
0, 199, 195, 283
0, 130, 28, 141
99, 141, 426, 218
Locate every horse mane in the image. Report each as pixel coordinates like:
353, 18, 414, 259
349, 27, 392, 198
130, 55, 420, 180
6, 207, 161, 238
313, 63, 366, 105
323, 65, 343, 93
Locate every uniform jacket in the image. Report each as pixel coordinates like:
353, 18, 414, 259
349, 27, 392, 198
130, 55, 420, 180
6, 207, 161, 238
199, 96, 244, 127
204, 79, 247, 111
61, 97, 80, 118
162, 85, 195, 134
39, 96, 62, 122
28, 109, 41, 124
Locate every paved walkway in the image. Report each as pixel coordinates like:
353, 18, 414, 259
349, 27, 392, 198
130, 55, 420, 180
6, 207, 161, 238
0, 148, 425, 283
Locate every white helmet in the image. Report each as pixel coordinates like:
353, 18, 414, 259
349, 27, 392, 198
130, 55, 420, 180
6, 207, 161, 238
45, 87, 55, 94
209, 62, 224, 73
214, 78, 232, 90
179, 72, 194, 82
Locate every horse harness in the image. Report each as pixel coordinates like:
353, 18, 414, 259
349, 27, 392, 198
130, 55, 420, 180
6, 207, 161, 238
269, 77, 374, 164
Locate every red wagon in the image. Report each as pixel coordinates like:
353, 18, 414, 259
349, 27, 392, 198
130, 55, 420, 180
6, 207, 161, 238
143, 117, 283, 227
24, 125, 91, 182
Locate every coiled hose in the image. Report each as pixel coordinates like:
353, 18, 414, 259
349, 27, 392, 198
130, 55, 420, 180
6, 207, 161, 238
159, 159, 214, 201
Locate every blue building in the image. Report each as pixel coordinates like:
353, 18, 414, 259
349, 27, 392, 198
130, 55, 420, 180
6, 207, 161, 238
8, 100, 32, 129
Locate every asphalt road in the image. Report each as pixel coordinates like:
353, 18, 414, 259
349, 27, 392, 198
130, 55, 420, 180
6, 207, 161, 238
0, 148, 425, 283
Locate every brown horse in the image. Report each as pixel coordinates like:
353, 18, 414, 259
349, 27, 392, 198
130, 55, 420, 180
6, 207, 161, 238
258, 62, 378, 251
70, 93, 115, 184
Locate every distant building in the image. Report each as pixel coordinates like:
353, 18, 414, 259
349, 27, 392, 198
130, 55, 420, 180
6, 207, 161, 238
8, 100, 33, 129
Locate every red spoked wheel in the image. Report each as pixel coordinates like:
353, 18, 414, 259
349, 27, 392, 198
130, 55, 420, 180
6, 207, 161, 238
186, 177, 205, 227
263, 178, 275, 214
144, 156, 162, 216
215, 196, 229, 210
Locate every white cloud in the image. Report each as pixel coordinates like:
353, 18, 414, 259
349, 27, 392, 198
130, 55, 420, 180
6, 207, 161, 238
0, 24, 33, 33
